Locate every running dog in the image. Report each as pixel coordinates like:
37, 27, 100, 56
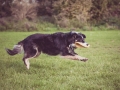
6, 31, 90, 69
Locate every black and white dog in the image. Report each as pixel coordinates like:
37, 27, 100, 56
6, 31, 90, 69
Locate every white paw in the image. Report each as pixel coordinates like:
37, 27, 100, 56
26, 65, 30, 69
75, 55, 88, 62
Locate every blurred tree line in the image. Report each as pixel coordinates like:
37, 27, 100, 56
0, 0, 120, 31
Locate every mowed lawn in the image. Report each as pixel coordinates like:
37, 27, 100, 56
0, 31, 120, 90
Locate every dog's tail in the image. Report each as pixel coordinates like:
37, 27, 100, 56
6, 42, 23, 56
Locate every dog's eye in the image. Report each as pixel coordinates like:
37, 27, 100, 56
82, 40, 85, 43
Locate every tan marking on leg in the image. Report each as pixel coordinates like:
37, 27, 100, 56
60, 55, 88, 62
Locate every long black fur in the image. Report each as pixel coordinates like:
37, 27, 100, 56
6, 31, 87, 69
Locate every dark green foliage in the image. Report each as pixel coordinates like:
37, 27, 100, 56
0, 0, 120, 31
89, 0, 120, 28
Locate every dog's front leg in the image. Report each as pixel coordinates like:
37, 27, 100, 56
75, 55, 88, 62
60, 55, 88, 62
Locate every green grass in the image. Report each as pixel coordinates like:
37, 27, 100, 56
0, 31, 120, 90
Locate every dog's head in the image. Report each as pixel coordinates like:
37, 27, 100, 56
67, 31, 90, 48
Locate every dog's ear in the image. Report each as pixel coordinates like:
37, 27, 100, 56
70, 31, 78, 39
82, 34, 86, 38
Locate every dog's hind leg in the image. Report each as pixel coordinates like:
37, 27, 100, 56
23, 58, 30, 69
23, 45, 40, 69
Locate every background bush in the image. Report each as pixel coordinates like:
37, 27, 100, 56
0, 0, 120, 31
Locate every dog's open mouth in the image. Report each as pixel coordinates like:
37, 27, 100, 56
75, 42, 90, 48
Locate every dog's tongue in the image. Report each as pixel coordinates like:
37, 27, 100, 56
75, 42, 90, 48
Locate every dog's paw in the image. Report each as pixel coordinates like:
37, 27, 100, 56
75, 55, 88, 62
80, 58, 88, 62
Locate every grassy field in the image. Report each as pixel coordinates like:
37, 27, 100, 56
0, 31, 120, 90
